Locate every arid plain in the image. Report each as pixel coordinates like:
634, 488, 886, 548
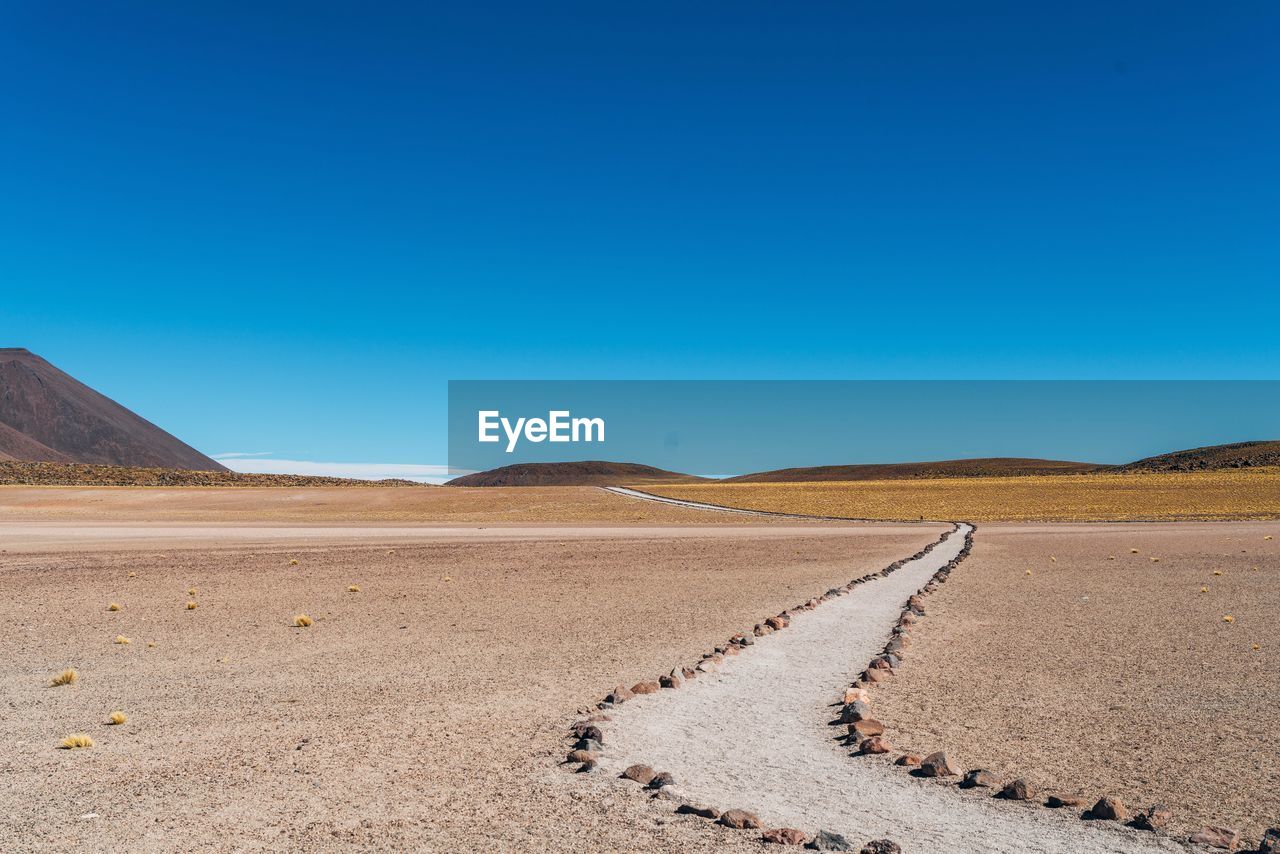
3, 481, 1278, 852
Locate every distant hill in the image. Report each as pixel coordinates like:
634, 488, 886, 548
0, 348, 227, 471
447, 461, 706, 487
724, 457, 1101, 483
1114, 441, 1280, 473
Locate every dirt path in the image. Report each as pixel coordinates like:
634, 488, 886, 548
596, 523, 1189, 853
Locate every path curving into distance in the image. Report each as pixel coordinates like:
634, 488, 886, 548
594, 503, 1186, 852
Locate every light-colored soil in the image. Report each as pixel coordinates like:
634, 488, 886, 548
643, 469, 1280, 521
0, 522, 944, 852
0, 485, 786, 525
873, 522, 1280, 846
602, 525, 1182, 853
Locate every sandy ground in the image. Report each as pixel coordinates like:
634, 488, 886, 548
0, 485, 779, 525
644, 469, 1280, 521
600, 525, 1185, 854
0, 521, 944, 852
873, 522, 1280, 846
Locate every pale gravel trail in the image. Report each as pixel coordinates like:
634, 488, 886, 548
600, 524, 1189, 853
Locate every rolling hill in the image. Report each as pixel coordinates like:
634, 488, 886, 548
0, 348, 226, 471
446, 461, 706, 487
1114, 441, 1280, 473
724, 457, 1101, 482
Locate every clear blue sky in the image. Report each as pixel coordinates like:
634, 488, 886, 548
2, 2, 1276, 473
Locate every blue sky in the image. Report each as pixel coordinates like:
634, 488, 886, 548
1, 2, 1277, 477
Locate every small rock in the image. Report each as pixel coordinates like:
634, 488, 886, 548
1259, 827, 1280, 854
863, 668, 889, 685
647, 771, 675, 789
1131, 803, 1172, 831
718, 809, 763, 830
765, 616, 787, 630
998, 778, 1036, 801
566, 749, 596, 764
631, 681, 660, 695
1046, 794, 1083, 808
960, 769, 1000, 789
843, 687, 871, 705
576, 759, 597, 773
919, 751, 960, 777
1188, 825, 1238, 850
695, 659, 718, 673
762, 827, 809, 845
676, 803, 720, 819
572, 725, 604, 743
659, 671, 681, 689
1090, 796, 1127, 821
621, 764, 657, 785
860, 841, 901, 854
572, 738, 603, 753
682, 666, 698, 680
805, 829, 854, 850
894, 754, 921, 767
868, 657, 893, 671
858, 736, 891, 754
607, 685, 634, 704
838, 702, 872, 724
651, 786, 681, 801
849, 719, 885, 738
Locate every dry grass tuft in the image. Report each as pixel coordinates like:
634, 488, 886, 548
292, 614, 314, 627
58, 733, 95, 750
146, 640, 157, 648
347, 584, 360, 593
50, 668, 78, 687
187, 587, 197, 596
1223, 615, 1236, 623
114, 635, 132, 645
107, 602, 122, 612
185, 601, 198, 610
289, 558, 299, 566
128, 571, 136, 578
108, 711, 127, 725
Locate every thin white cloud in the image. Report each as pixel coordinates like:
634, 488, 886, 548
213, 451, 276, 459
218, 456, 456, 484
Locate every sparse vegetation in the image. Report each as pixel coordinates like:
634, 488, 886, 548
58, 733, 94, 750
108, 711, 127, 725
107, 602, 121, 611
50, 668, 78, 687
643, 468, 1280, 521
187, 587, 197, 596
293, 614, 313, 627
114, 635, 131, 645
185, 601, 198, 610
347, 584, 360, 593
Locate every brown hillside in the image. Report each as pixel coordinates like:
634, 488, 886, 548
1114, 440, 1280, 473
446, 461, 706, 487
725, 457, 1101, 483
0, 348, 226, 471
0, 460, 423, 487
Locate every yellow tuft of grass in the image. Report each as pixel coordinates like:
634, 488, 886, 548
1150, 557, 1160, 563
1222, 615, 1235, 623
289, 558, 299, 566
146, 640, 157, 648
1254, 643, 1262, 650
187, 588, 197, 596
59, 733, 94, 750
50, 668, 78, 687
107, 602, 122, 612
1266, 535, 1274, 540
108, 711, 127, 725
1025, 570, 1032, 576
443, 575, 453, 582
347, 584, 360, 593
1107, 555, 1115, 560
1200, 586, 1210, 593
185, 601, 198, 610
114, 635, 132, 645
1049, 556, 1056, 562
1213, 570, 1223, 576
1130, 548, 1140, 554
293, 614, 313, 627
128, 571, 137, 578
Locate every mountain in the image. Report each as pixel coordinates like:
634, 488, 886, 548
0, 348, 227, 471
1114, 441, 1280, 473
724, 457, 1101, 482
446, 460, 705, 487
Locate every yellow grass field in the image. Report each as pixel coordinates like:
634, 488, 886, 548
641, 467, 1280, 521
